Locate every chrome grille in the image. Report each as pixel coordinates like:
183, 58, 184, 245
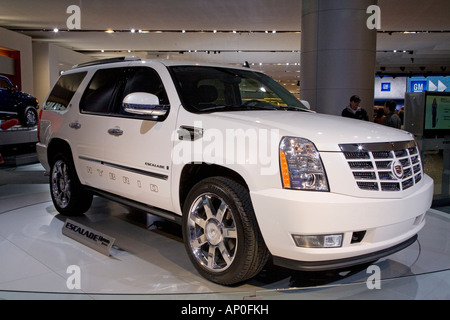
340, 141, 423, 192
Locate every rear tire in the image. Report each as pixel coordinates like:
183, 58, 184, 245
182, 176, 269, 285
50, 152, 93, 216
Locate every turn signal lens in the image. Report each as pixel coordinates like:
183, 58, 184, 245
280, 150, 291, 188
37, 109, 43, 142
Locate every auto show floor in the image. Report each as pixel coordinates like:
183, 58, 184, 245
1, 163, 450, 300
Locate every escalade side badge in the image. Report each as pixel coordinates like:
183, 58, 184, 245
178, 125, 203, 141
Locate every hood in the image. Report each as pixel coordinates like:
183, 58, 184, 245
201, 110, 415, 152
18, 91, 37, 103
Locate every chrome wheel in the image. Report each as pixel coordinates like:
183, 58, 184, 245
187, 193, 238, 272
25, 109, 36, 126
183, 177, 269, 285
51, 160, 71, 209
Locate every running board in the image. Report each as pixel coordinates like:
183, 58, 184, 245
85, 187, 182, 224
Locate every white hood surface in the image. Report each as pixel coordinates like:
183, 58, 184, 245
203, 110, 414, 152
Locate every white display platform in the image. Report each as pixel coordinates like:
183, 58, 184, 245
1, 165, 450, 300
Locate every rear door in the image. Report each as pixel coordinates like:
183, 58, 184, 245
72, 67, 124, 190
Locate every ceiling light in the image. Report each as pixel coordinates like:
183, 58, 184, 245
105, 29, 114, 33
53, 28, 59, 33
213, 30, 217, 33
131, 29, 135, 33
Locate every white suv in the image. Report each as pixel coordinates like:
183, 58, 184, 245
37, 57, 434, 285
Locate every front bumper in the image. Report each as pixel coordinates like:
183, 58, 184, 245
250, 175, 433, 270
272, 235, 417, 271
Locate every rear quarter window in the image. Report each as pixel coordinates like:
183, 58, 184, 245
44, 72, 87, 111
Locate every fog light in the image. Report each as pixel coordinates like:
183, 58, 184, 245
293, 234, 343, 248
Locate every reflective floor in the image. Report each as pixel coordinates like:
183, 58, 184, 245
1, 164, 450, 300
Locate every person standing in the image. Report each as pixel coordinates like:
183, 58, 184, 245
342, 95, 369, 121
374, 108, 385, 124
381, 100, 402, 129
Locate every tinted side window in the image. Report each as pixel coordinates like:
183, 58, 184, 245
0, 78, 10, 89
44, 72, 87, 111
114, 67, 169, 114
80, 68, 123, 114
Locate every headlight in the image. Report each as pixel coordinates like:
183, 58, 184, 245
279, 137, 329, 191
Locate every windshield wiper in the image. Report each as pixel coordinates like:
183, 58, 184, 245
240, 104, 278, 111
278, 106, 309, 112
197, 104, 305, 112
198, 104, 277, 112
199, 105, 237, 112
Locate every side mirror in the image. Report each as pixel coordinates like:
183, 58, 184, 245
122, 92, 169, 121
300, 100, 311, 110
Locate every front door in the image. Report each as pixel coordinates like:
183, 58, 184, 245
101, 64, 178, 212
0, 77, 15, 111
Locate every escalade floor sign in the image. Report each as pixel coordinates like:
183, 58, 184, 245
62, 219, 116, 256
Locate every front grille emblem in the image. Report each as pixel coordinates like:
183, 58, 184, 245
392, 160, 404, 179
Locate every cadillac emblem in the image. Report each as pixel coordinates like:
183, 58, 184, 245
392, 160, 404, 179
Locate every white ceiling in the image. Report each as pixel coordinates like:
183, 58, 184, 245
1, 0, 450, 93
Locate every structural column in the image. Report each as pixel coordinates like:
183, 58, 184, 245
300, 0, 378, 118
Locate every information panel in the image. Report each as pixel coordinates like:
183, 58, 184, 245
424, 94, 450, 132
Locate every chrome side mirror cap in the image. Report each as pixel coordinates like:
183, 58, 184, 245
300, 100, 311, 110
123, 92, 170, 121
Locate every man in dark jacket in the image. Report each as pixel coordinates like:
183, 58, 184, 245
342, 95, 369, 121
381, 100, 402, 129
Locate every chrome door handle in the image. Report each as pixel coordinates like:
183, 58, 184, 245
108, 128, 124, 136
178, 125, 203, 141
69, 122, 81, 129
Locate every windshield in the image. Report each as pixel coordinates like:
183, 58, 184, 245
169, 66, 308, 113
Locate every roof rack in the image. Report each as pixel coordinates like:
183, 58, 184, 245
72, 56, 141, 69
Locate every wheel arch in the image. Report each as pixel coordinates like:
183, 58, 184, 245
47, 138, 74, 166
179, 163, 249, 212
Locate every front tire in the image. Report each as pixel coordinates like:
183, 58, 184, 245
50, 152, 93, 216
182, 177, 269, 285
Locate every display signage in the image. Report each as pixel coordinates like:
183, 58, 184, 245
381, 83, 391, 92
374, 76, 406, 100
410, 80, 428, 93
424, 93, 450, 133
408, 76, 450, 93
62, 219, 116, 256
